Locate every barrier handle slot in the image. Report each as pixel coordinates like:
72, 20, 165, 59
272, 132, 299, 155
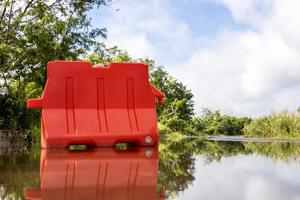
150, 84, 165, 106
27, 98, 43, 109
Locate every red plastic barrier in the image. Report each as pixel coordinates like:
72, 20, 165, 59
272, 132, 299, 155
27, 61, 164, 148
24, 148, 165, 200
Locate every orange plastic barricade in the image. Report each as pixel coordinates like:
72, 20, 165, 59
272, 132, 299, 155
24, 148, 165, 200
27, 61, 164, 148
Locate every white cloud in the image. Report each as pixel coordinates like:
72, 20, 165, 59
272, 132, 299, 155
95, 0, 192, 61
208, 0, 274, 27
173, 0, 300, 116
93, 0, 300, 116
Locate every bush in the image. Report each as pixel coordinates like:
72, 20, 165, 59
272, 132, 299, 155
244, 110, 300, 139
192, 108, 251, 136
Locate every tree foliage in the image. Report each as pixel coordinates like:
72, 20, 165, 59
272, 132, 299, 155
0, 0, 108, 136
150, 67, 194, 132
192, 108, 251, 136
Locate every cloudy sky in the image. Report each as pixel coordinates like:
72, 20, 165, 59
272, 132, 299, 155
90, 0, 300, 117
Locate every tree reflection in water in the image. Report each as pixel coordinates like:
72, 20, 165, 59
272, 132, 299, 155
1, 139, 300, 199
158, 137, 300, 198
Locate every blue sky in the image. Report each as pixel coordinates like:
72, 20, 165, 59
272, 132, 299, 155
89, 0, 300, 117
90, 0, 248, 63
92, 1, 248, 37
170, 1, 248, 35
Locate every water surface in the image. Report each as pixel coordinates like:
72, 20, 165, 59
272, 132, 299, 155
1, 139, 300, 200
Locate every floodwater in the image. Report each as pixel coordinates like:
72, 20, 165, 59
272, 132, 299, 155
1, 138, 300, 200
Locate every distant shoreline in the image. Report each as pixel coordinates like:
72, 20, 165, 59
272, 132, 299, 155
178, 134, 300, 143
206, 136, 300, 143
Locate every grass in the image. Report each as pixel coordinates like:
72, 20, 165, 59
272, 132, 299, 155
244, 110, 300, 139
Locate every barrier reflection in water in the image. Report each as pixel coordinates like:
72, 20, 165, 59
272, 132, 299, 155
24, 148, 164, 200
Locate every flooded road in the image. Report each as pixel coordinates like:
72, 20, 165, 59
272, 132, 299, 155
206, 136, 300, 143
174, 154, 300, 200
1, 139, 300, 199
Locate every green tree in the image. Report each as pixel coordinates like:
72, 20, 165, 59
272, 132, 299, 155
0, 0, 108, 139
150, 67, 194, 132
192, 108, 251, 136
